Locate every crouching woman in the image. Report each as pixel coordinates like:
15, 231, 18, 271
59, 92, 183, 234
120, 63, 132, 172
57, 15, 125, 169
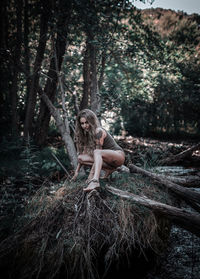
71, 109, 125, 192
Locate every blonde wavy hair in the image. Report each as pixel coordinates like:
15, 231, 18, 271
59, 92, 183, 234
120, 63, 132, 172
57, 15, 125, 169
75, 109, 100, 155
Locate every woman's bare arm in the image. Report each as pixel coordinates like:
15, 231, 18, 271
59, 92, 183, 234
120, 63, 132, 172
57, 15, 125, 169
71, 162, 82, 181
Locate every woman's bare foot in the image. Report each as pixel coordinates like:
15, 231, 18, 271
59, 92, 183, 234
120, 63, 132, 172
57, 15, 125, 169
86, 174, 94, 184
83, 179, 100, 192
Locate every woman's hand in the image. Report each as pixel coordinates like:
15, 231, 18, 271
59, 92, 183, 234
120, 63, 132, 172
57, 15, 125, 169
70, 162, 81, 182
70, 172, 78, 181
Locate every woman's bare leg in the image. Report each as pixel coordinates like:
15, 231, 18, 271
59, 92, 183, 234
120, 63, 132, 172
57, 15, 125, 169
84, 150, 125, 191
86, 163, 95, 183
78, 153, 118, 182
93, 150, 124, 181
100, 168, 115, 179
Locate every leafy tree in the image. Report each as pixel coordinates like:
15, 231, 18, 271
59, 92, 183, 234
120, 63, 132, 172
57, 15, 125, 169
1, 1, 200, 145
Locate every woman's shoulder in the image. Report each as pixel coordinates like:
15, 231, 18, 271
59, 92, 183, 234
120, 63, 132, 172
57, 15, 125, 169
95, 127, 107, 138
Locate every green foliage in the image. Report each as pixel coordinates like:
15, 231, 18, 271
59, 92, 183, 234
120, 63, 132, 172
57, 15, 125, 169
143, 8, 200, 46
2, 0, 200, 142
136, 145, 162, 169
121, 98, 150, 136
19, 136, 40, 189
113, 13, 200, 139
102, 8, 200, 139
0, 136, 71, 182
38, 146, 71, 177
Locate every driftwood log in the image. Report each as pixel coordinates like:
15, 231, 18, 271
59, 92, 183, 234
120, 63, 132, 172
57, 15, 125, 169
159, 143, 200, 165
129, 164, 200, 212
106, 185, 200, 237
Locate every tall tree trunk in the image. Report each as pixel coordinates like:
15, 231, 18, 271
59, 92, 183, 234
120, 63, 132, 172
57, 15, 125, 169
24, 0, 50, 138
80, 40, 105, 113
35, 0, 72, 145
35, 39, 67, 145
90, 41, 100, 114
80, 41, 90, 111
98, 50, 106, 90
23, 0, 31, 113
0, 0, 7, 50
10, 0, 22, 135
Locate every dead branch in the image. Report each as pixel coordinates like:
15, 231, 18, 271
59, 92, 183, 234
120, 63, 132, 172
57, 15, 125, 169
106, 185, 200, 237
159, 143, 200, 165
51, 152, 70, 177
38, 87, 78, 170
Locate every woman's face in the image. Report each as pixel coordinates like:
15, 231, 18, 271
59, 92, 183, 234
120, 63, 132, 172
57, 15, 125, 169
80, 117, 90, 132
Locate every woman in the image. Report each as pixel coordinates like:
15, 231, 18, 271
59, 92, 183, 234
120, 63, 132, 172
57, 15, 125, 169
71, 109, 125, 192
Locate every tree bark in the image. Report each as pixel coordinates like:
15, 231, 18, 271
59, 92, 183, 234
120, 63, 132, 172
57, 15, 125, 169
164, 174, 200, 187
0, 0, 7, 49
159, 143, 200, 165
80, 41, 90, 111
10, 0, 23, 135
24, 0, 50, 138
90, 40, 100, 114
35, 0, 72, 145
23, 0, 31, 119
98, 50, 106, 90
80, 38, 103, 114
35, 39, 66, 145
129, 164, 200, 207
106, 185, 200, 237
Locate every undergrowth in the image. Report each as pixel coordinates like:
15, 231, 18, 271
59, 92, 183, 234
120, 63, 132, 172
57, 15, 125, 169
0, 136, 71, 182
0, 174, 171, 279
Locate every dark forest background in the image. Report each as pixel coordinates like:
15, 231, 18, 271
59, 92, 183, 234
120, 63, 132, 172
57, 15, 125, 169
0, 0, 200, 178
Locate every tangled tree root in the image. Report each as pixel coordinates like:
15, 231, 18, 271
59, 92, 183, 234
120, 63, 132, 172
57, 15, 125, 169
0, 183, 169, 279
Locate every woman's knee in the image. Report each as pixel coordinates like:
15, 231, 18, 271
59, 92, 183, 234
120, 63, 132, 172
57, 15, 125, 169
93, 149, 102, 157
78, 154, 93, 165
78, 154, 84, 164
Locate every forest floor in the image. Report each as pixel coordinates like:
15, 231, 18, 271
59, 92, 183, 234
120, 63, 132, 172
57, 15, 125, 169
144, 223, 200, 279
123, 137, 200, 279
0, 136, 199, 278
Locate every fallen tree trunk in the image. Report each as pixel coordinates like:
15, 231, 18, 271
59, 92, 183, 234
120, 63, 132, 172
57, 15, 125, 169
106, 185, 200, 237
129, 164, 200, 207
159, 143, 200, 165
163, 174, 200, 187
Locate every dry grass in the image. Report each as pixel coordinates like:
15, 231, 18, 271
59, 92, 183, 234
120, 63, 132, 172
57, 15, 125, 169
0, 175, 170, 279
